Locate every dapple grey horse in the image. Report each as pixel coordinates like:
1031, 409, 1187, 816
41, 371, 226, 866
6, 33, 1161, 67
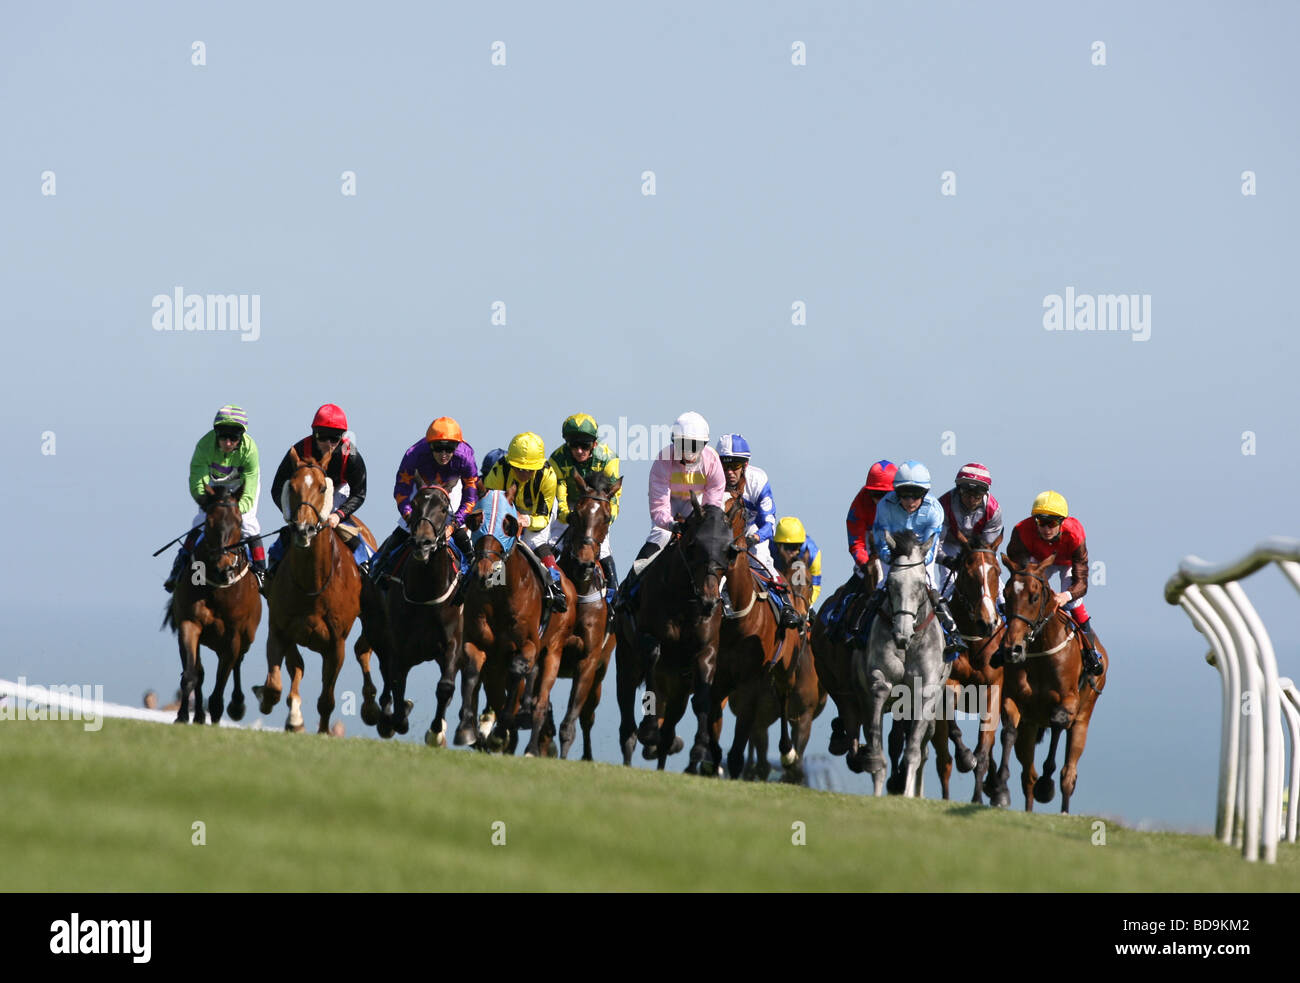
852, 530, 949, 797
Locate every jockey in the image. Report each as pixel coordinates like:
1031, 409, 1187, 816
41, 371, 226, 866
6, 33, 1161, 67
484, 431, 567, 613
164, 404, 263, 591
1006, 490, 1102, 675
846, 459, 898, 575
935, 462, 1004, 596
550, 413, 622, 606
771, 517, 822, 608
264, 404, 371, 590
870, 460, 963, 658
476, 447, 507, 499
717, 433, 799, 629
369, 417, 478, 583
616, 411, 725, 608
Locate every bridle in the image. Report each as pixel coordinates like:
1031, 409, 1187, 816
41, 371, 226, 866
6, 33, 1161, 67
1006, 569, 1059, 645
399, 489, 458, 606
563, 491, 613, 602
882, 558, 936, 640
950, 546, 1003, 641
199, 499, 250, 588
285, 461, 337, 596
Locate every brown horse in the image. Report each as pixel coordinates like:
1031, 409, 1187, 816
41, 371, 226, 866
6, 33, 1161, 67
614, 496, 730, 773
254, 446, 374, 733
363, 482, 477, 746
536, 470, 622, 759
810, 568, 875, 771
461, 486, 577, 756
993, 552, 1108, 812
163, 484, 261, 725
731, 554, 827, 782
715, 495, 800, 779
930, 532, 1009, 803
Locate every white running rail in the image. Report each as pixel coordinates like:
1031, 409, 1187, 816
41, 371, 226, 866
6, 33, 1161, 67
1165, 537, 1300, 862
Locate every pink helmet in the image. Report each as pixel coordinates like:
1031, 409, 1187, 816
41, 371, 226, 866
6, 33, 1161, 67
955, 462, 992, 490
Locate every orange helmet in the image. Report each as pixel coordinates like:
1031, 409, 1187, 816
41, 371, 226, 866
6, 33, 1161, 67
426, 417, 463, 444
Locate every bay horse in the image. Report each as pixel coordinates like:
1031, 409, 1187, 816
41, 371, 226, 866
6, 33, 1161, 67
931, 531, 1010, 804
993, 551, 1108, 812
461, 487, 577, 756
715, 495, 798, 779
810, 570, 874, 772
364, 482, 477, 746
254, 446, 374, 733
614, 495, 730, 773
535, 470, 622, 759
162, 483, 261, 725
730, 555, 827, 783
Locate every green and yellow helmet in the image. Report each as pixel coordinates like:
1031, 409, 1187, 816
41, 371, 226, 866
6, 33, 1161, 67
213, 404, 248, 431
561, 413, 599, 442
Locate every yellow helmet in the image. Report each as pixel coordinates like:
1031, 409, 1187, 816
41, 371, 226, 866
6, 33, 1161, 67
1031, 490, 1069, 519
506, 432, 546, 471
774, 516, 807, 545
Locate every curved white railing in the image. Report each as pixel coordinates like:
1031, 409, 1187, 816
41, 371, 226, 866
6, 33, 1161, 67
1165, 537, 1300, 862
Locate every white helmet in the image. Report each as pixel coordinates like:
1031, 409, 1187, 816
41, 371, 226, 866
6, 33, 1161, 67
670, 411, 709, 462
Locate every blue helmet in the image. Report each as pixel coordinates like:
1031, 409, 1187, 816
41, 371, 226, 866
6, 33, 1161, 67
481, 447, 506, 479
715, 434, 752, 460
893, 460, 932, 492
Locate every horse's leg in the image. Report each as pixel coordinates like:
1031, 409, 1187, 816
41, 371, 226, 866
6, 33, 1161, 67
932, 715, 952, 801
427, 650, 454, 749
192, 654, 207, 725
970, 677, 1001, 805
526, 640, 563, 758
254, 629, 285, 714
1059, 711, 1094, 814
228, 657, 246, 722
207, 639, 236, 725
636, 636, 663, 749
283, 643, 306, 733
175, 621, 200, 724
455, 642, 485, 747
1013, 722, 1040, 811
580, 678, 602, 762
946, 679, 977, 773
726, 684, 753, 780
560, 651, 598, 760
1034, 706, 1070, 805
313, 635, 345, 734
356, 633, 381, 727
614, 622, 641, 764
863, 670, 891, 793
987, 697, 1019, 808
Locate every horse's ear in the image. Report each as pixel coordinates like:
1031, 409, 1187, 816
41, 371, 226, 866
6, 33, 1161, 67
922, 534, 935, 554
1000, 553, 1019, 573
465, 510, 484, 532
573, 471, 589, 494
506, 481, 519, 505
884, 530, 896, 551
318, 444, 333, 470
690, 492, 702, 514
609, 476, 623, 496
1031, 553, 1056, 575
502, 514, 520, 538
954, 528, 970, 549
289, 446, 300, 466
990, 532, 1004, 552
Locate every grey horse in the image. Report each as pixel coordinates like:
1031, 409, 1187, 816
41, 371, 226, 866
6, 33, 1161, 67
852, 530, 949, 797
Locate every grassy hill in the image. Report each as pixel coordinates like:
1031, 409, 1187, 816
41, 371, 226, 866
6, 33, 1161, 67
3, 718, 1294, 891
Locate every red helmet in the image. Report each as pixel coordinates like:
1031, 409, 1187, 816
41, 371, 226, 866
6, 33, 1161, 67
312, 404, 348, 431
955, 462, 992, 490
866, 460, 898, 492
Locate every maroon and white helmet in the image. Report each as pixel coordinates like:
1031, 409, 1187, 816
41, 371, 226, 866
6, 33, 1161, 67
955, 462, 992, 491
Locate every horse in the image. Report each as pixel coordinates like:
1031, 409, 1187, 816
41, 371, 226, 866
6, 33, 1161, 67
253, 446, 375, 733
534, 470, 622, 760
729, 554, 827, 783
461, 487, 577, 756
162, 483, 261, 725
810, 569, 875, 772
853, 530, 948, 796
363, 482, 477, 746
714, 495, 800, 779
991, 551, 1108, 812
930, 531, 1009, 804
614, 495, 730, 773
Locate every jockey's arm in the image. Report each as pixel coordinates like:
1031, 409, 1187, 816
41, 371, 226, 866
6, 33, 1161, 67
333, 449, 367, 521
269, 448, 294, 513
605, 453, 622, 522
648, 457, 674, 529
1068, 538, 1090, 601
236, 439, 259, 516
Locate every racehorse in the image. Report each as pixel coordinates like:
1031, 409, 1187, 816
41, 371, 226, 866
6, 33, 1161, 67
614, 495, 729, 773
364, 482, 477, 746
253, 446, 374, 733
536, 470, 621, 760
931, 532, 1009, 803
853, 531, 948, 796
715, 495, 798, 779
162, 483, 261, 725
992, 551, 1108, 812
810, 568, 876, 772
461, 487, 576, 756
730, 555, 827, 783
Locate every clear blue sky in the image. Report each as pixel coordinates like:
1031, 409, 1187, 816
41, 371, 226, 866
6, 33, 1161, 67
3, 1, 1299, 832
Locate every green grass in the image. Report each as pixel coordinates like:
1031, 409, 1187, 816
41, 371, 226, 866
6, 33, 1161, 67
2, 718, 1294, 891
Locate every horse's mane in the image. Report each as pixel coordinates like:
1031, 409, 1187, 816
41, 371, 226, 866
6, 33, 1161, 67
891, 528, 922, 557
583, 470, 615, 497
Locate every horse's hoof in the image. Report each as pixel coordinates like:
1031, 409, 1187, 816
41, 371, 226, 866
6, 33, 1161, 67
454, 725, 478, 747
845, 751, 865, 774
395, 715, 410, 736
641, 743, 659, 760
781, 747, 799, 768
670, 736, 684, 755
377, 717, 395, 739
360, 701, 380, 727
1033, 777, 1056, 803
956, 749, 976, 773
637, 718, 660, 746
886, 773, 906, 795
728, 752, 745, 780
285, 720, 305, 734
226, 700, 246, 722
253, 685, 278, 714
545, 741, 558, 758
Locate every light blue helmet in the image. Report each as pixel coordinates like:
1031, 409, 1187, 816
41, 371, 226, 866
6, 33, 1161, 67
893, 460, 932, 492
715, 434, 752, 460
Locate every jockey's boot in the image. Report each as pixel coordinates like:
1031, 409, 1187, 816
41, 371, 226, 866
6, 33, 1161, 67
1077, 618, 1103, 675
262, 534, 287, 591
540, 553, 567, 613
369, 528, 409, 586
776, 588, 803, 631
601, 554, 619, 608
164, 528, 202, 592
930, 587, 964, 661
451, 526, 473, 570
848, 586, 886, 642
250, 545, 268, 593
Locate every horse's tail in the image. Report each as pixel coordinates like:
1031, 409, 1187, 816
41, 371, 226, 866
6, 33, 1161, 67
161, 600, 176, 633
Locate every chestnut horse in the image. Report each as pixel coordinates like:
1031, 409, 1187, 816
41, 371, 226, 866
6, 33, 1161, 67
364, 482, 477, 746
930, 532, 1009, 803
614, 496, 730, 773
731, 555, 827, 782
993, 552, 1108, 812
536, 470, 622, 759
162, 483, 261, 725
254, 447, 374, 733
461, 487, 577, 756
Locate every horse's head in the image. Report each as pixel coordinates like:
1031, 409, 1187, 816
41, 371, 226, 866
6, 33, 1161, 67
409, 482, 451, 563
1000, 551, 1058, 664
884, 530, 934, 650
679, 498, 732, 615
283, 446, 334, 548
464, 489, 522, 587
785, 557, 811, 613
951, 531, 1003, 638
721, 493, 749, 569
200, 482, 244, 580
565, 471, 621, 574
